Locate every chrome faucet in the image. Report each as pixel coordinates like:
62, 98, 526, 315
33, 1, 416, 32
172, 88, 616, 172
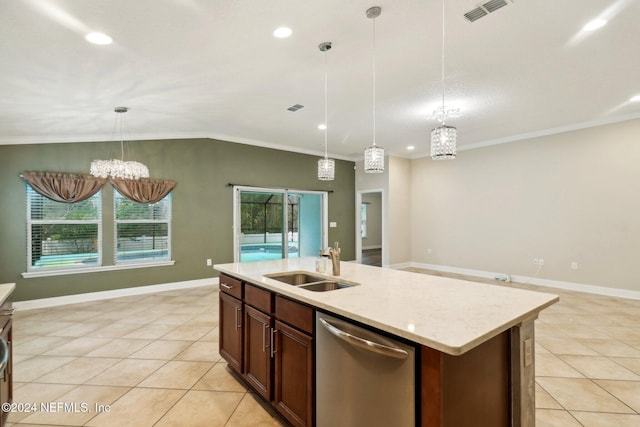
328, 242, 340, 276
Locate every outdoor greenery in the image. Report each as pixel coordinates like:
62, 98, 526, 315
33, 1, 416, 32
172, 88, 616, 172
240, 193, 298, 235
29, 189, 100, 262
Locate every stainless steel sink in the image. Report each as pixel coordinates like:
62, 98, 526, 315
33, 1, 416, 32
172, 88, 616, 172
265, 272, 326, 285
299, 281, 354, 292
265, 271, 359, 292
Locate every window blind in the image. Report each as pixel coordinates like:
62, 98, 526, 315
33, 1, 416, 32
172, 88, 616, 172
26, 185, 102, 271
114, 192, 172, 264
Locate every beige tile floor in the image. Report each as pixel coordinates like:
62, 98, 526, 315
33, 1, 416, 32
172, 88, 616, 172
7, 271, 640, 426
8, 286, 284, 427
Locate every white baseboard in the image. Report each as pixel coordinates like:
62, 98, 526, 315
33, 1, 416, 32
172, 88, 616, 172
406, 262, 640, 300
508, 274, 640, 300
362, 245, 382, 250
15, 278, 219, 311
387, 262, 412, 270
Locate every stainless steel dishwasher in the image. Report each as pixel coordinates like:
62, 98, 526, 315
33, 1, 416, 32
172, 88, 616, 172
316, 312, 416, 427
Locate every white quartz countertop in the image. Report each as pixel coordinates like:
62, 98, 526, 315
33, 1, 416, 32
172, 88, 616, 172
214, 258, 558, 355
0, 283, 15, 306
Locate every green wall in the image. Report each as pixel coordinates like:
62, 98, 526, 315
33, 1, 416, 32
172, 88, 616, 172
0, 138, 355, 301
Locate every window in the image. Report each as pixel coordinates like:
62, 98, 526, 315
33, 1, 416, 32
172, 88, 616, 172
114, 192, 171, 264
26, 185, 102, 271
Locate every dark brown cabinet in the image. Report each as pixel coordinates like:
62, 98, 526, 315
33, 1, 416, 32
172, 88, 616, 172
219, 275, 314, 427
273, 294, 314, 427
219, 275, 243, 373
274, 319, 313, 427
243, 304, 272, 398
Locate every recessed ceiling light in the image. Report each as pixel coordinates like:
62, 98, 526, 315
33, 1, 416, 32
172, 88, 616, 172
407, 146, 415, 151
85, 32, 112, 45
582, 18, 607, 32
318, 124, 327, 130
273, 27, 292, 39
630, 95, 640, 102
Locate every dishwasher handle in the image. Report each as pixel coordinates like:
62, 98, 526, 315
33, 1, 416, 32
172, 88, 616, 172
318, 317, 409, 360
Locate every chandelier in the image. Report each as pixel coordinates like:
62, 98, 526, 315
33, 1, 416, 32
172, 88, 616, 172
364, 6, 384, 173
90, 107, 150, 179
317, 42, 335, 181
431, 0, 457, 160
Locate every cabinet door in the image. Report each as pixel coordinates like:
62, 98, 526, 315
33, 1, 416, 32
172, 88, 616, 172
219, 292, 243, 373
274, 320, 313, 427
243, 305, 272, 399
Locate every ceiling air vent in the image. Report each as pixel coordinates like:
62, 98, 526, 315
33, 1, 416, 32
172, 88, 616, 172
464, 7, 487, 22
464, 0, 510, 23
287, 104, 304, 112
482, 0, 508, 13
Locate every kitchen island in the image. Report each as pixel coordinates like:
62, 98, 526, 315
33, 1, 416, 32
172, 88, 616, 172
215, 258, 558, 427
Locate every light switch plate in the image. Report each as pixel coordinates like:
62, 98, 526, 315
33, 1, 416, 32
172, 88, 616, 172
329, 221, 337, 228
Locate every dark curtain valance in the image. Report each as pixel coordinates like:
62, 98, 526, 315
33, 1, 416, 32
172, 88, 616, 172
21, 171, 106, 203
111, 177, 176, 203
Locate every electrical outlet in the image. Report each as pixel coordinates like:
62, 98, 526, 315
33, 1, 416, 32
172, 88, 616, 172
206, 258, 212, 267
571, 261, 578, 270
494, 273, 511, 282
539, 258, 544, 266
533, 258, 539, 265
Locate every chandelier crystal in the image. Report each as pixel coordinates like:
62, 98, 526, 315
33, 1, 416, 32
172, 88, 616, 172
317, 41, 335, 181
364, 145, 385, 172
364, 6, 384, 174
430, 125, 457, 159
90, 159, 149, 179
90, 107, 150, 180
317, 158, 335, 181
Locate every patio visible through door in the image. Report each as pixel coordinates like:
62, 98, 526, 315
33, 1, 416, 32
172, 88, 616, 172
233, 187, 327, 262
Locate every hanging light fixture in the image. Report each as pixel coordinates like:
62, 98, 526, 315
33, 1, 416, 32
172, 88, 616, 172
317, 42, 335, 181
364, 6, 384, 173
431, 0, 457, 160
90, 107, 150, 180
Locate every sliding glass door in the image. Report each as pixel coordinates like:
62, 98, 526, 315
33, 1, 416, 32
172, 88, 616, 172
234, 187, 327, 262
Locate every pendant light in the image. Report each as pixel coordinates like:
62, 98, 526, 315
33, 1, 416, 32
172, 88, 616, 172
431, 0, 457, 160
364, 6, 384, 173
317, 42, 336, 181
90, 107, 150, 179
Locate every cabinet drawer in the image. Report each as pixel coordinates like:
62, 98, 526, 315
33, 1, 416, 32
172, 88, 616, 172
219, 274, 243, 299
245, 284, 273, 314
275, 295, 314, 334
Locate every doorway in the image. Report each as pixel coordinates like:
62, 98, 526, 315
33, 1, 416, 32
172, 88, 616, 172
233, 186, 328, 262
356, 189, 384, 266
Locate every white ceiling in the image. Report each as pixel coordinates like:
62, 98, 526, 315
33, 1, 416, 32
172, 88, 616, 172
1, 0, 639, 160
